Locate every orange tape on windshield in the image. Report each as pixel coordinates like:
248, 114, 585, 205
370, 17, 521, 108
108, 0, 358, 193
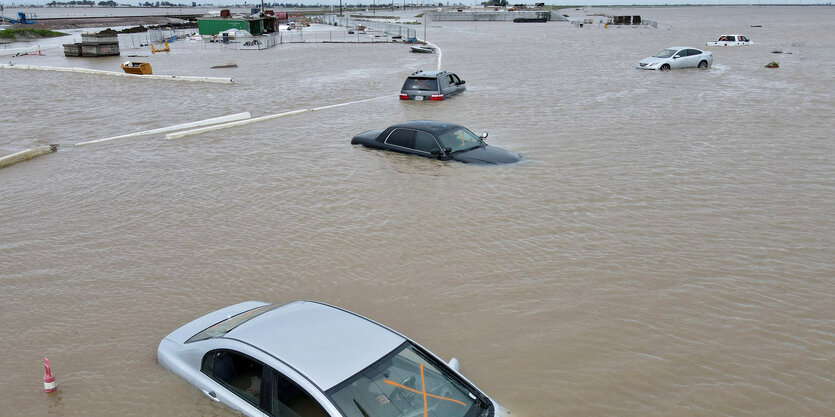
384, 363, 466, 417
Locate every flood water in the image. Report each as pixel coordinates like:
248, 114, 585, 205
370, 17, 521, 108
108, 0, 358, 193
2, 5, 834, 416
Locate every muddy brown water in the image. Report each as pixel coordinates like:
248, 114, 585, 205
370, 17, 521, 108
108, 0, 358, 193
1, 6, 833, 417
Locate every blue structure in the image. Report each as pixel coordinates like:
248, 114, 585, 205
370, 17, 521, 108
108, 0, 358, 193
1, 12, 38, 24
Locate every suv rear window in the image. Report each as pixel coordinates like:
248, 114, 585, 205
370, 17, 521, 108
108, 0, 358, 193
186, 304, 280, 343
402, 77, 439, 91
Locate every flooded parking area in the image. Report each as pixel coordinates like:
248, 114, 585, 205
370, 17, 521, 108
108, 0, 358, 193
1, 5, 834, 416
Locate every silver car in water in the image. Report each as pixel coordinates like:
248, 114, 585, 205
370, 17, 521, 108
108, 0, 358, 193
158, 300, 511, 417
636, 46, 713, 70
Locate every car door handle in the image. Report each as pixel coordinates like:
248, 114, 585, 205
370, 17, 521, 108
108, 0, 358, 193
202, 390, 220, 402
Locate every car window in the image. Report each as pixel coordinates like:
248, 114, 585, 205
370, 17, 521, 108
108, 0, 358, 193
402, 77, 438, 91
414, 131, 440, 153
327, 342, 485, 417
740, 36, 748, 41
269, 370, 329, 417
451, 74, 461, 84
653, 49, 677, 58
202, 350, 265, 409
436, 128, 483, 153
727, 36, 736, 41
385, 129, 414, 149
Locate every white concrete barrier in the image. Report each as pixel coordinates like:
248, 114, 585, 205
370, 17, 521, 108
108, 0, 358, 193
422, 41, 442, 71
166, 96, 390, 140
75, 112, 252, 147
0, 63, 233, 84
0, 144, 59, 169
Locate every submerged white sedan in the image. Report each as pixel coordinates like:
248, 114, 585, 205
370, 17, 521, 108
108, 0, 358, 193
706, 34, 752, 47
158, 300, 510, 417
636, 47, 714, 70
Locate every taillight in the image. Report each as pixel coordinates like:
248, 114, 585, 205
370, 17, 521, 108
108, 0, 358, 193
429, 94, 444, 101
399, 93, 409, 100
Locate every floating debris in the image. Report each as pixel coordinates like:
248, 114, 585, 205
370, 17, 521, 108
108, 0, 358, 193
765, 61, 779, 68
211, 64, 238, 69
121, 61, 152, 75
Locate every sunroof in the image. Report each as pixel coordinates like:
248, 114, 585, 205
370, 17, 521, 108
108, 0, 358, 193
186, 303, 281, 343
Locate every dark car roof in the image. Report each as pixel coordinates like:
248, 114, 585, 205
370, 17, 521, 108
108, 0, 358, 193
389, 120, 464, 133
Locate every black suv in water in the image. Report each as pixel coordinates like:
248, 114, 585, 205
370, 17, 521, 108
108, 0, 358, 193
399, 70, 466, 101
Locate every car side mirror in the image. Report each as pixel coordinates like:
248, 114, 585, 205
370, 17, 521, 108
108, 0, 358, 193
673, 55, 680, 59
460, 80, 466, 84
431, 149, 442, 156
448, 358, 460, 372
479, 132, 488, 139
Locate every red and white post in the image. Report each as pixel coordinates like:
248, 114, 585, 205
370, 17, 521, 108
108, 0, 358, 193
43, 357, 56, 393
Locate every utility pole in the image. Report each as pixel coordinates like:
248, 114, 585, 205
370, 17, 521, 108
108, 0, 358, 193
423, 11, 426, 42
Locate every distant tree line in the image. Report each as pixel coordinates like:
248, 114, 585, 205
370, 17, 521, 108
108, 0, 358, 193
45, 0, 96, 6
45, 0, 191, 5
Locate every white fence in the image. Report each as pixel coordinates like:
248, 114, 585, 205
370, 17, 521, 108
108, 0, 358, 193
280, 29, 394, 43
323, 14, 418, 40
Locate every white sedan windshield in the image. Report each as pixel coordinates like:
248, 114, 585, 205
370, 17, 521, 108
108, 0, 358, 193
653, 49, 678, 58
327, 342, 487, 417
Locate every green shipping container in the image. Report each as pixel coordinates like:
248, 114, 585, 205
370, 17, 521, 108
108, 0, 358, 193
197, 18, 267, 36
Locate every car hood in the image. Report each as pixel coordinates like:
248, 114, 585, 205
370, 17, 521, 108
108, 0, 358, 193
451, 145, 521, 164
638, 57, 666, 65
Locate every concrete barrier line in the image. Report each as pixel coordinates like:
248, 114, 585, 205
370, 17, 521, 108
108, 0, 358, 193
310, 96, 390, 111
167, 95, 390, 140
75, 112, 252, 147
422, 41, 442, 71
166, 109, 310, 140
0, 144, 59, 169
0, 64, 232, 84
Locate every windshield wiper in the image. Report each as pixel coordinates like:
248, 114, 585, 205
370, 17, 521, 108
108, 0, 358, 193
353, 399, 371, 417
450, 145, 483, 154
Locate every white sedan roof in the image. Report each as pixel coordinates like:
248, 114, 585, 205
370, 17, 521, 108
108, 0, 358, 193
225, 301, 405, 391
